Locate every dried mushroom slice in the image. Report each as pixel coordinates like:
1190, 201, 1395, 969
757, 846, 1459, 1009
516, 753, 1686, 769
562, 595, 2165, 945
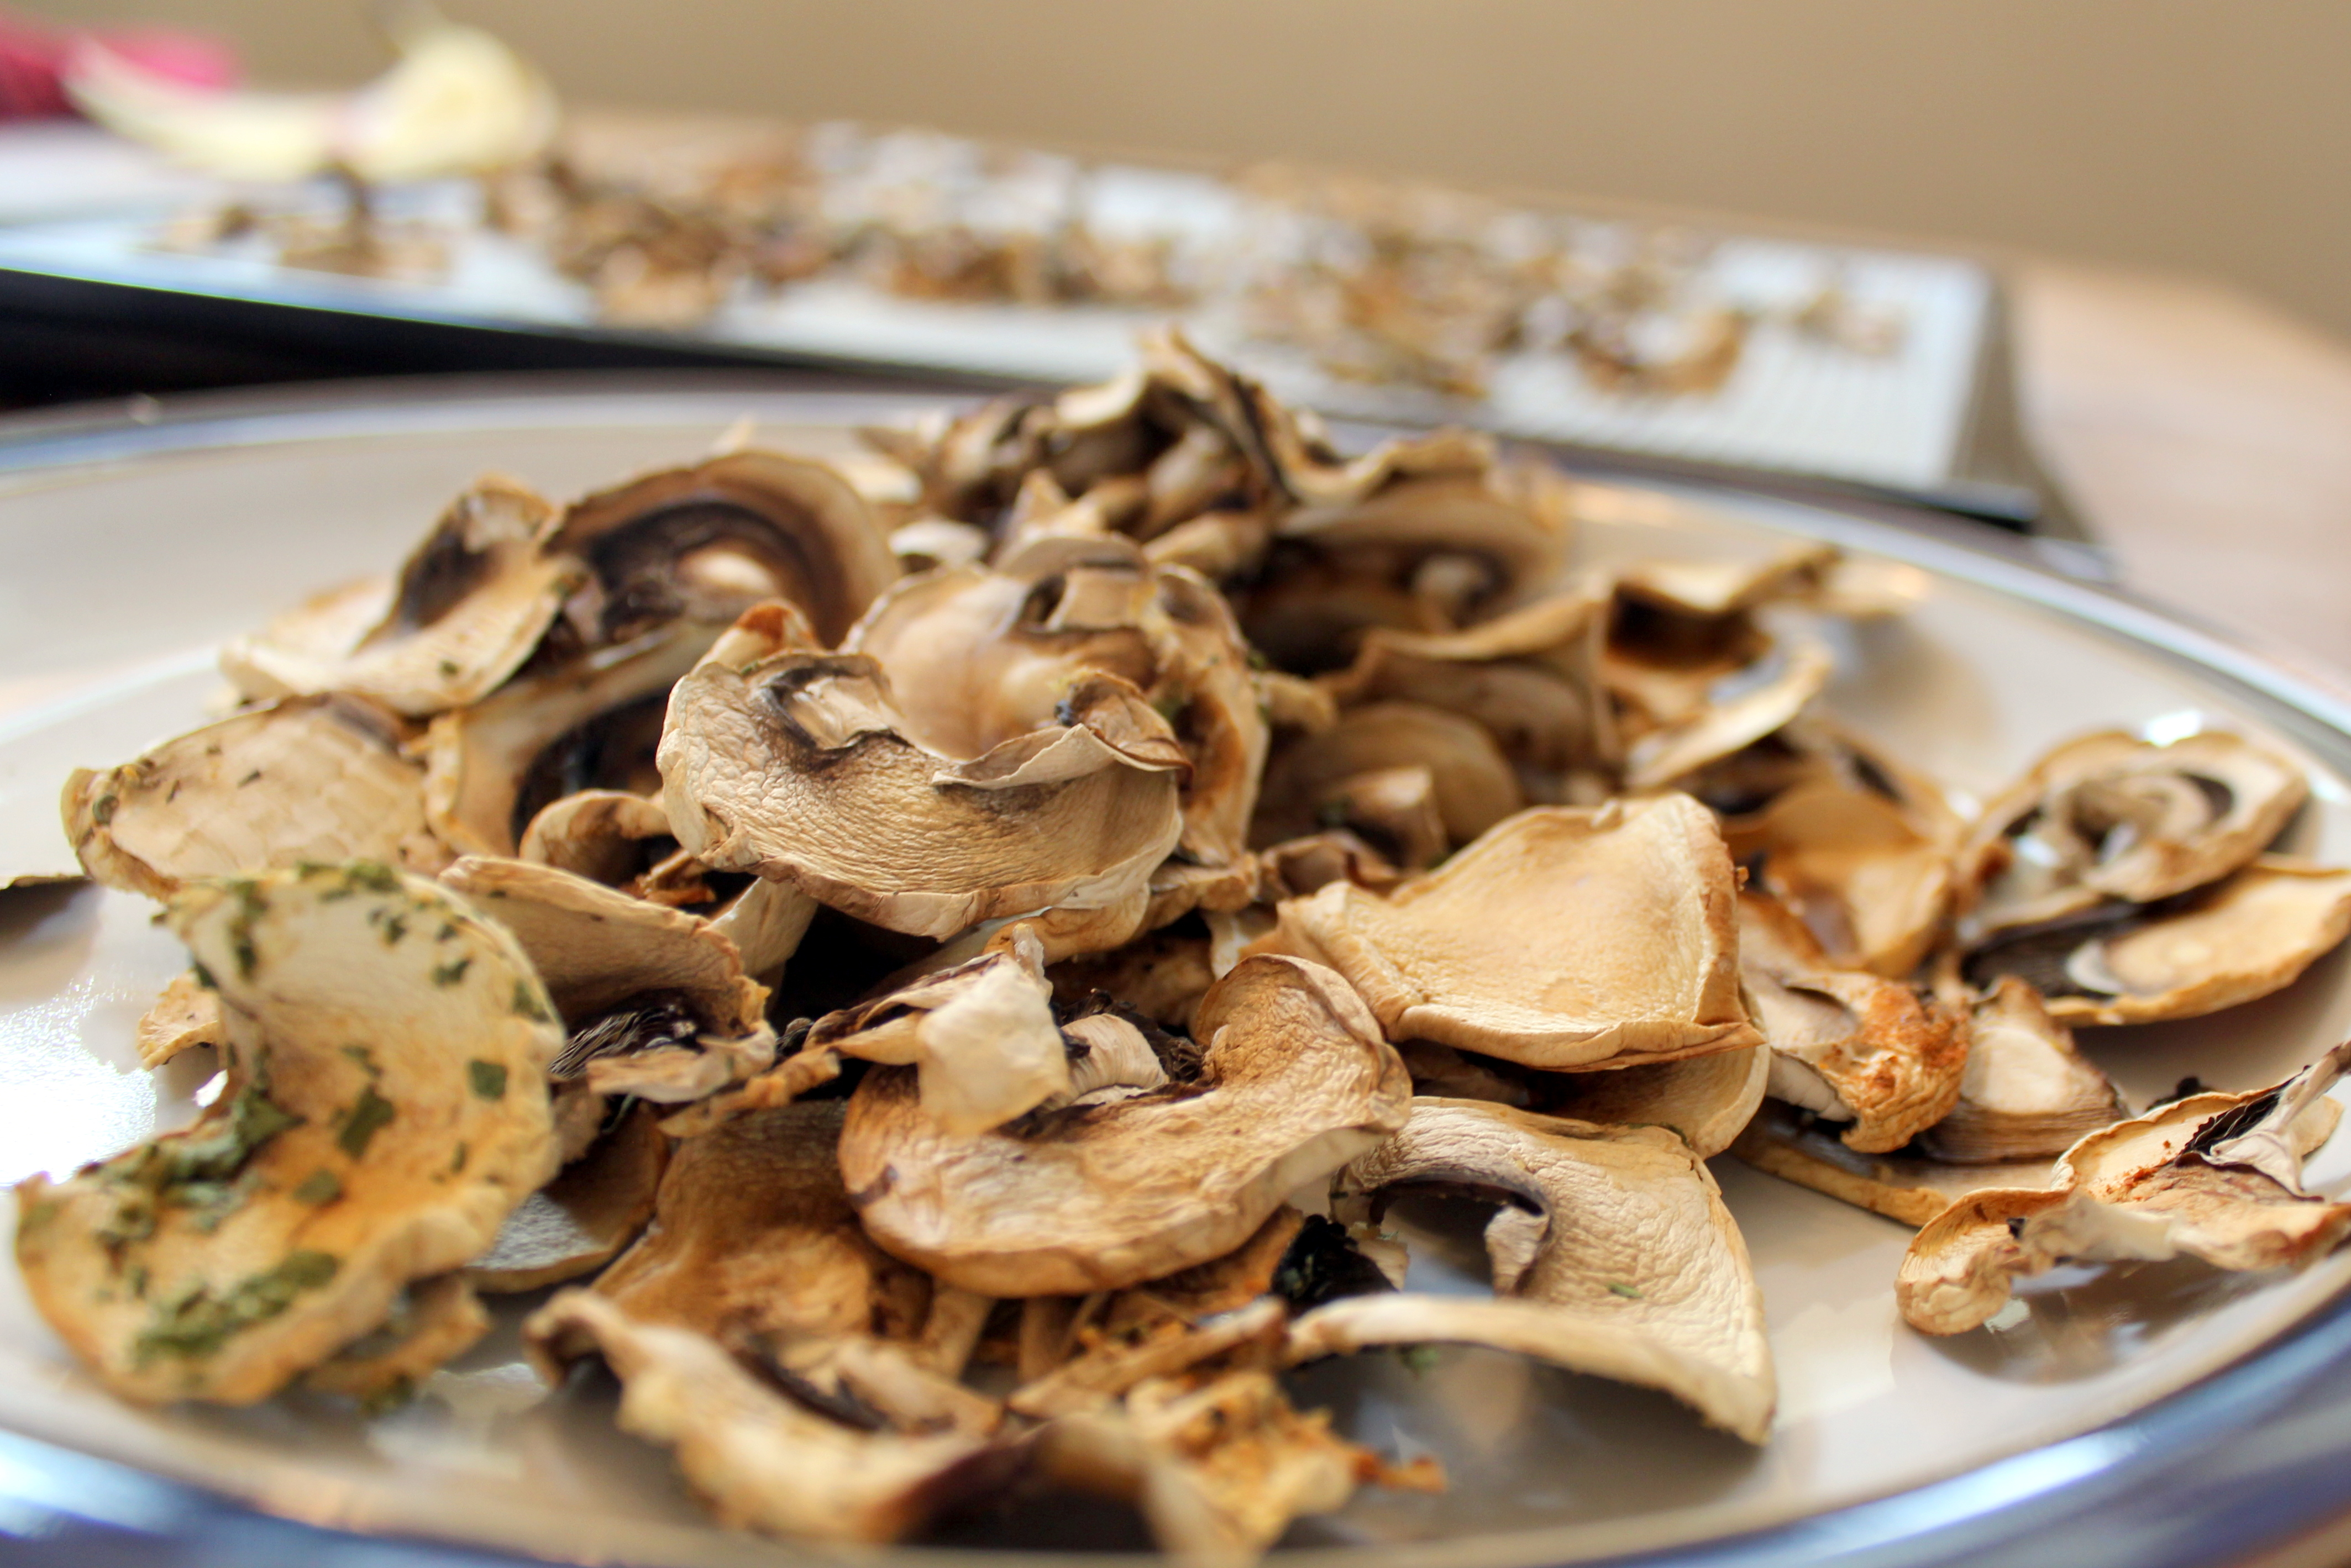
468, 1101, 669, 1292
305, 1273, 490, 1407
1733, 1100, 2063, 1228
1010, 1296, 1287, 1419
659, 617, 1184, 941
13, 863, 562, 1403
516, 788, 676, 887
548, 449, 898, 648
526, 1291, 1017, 1545
1739, 895, 1967, 1153
1540, 1043, 1771, 1159
1963, 857, 2351, 1026
219, 477, 579, 716
64, 696, 448, 899
1914, 979, 2126, 1164
1730, 775, 1958, 977
135, 972, 224, 1070
1256, 798, 1757, 1070
1959, 729, 2308, 938
1897, 1044, 2351, 1335
1293, 1098, 1775, 1443
1620, 637, 1834, 792
1253, 703, 1525, 855
840, 954, 1410, 1296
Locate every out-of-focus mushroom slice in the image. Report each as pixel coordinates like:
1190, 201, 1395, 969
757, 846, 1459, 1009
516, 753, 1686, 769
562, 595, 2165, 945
1699, 715, 1962, 850
840, 954, 1410, 1296
597, 1099, 931, 1344
135, 972, 224, 1070
1275, 462, 1574, 617
1620, 637, 1835, 792
63, 696, 448, 899
425, 623, 712, 859
526, 1292, 1017, 1545
1541, 1044, 1771, 1159
468, 1102, 669, 1292
1253, 703, 1523, 852
1732, 776, 1958, 977
220, 477, 579, 715
890, 516, 991, 572
1296, 1098, 1775, 1443
1051, 927, 1219, 1034
305, 1273, 490, 1407
548, 450, 897, 648
1962, 857, 2351, 1026
1739, 895, 1967, 1153
442, 856, 774, 1102
13, 864, 561, 1403
1037, 1368, 1436, 1568
1897, 1044, 2351, 1335
659, 636, 1184, 941
1612, 545, 1841, 623
1733, 1100, 2063, 1227
1959, 730, 2308, 937
1914, 980, 2126, 1163
517, 789, 675, 887
1010, 1296, 1287, 1419
811, 925, 1069, 1133
1256, 798, 1757, 1070
1255, 830, 1405, 901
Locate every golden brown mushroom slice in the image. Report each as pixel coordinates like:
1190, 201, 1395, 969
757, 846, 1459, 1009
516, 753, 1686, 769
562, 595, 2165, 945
1914, 979, 2127, 1164
1256, 798, 1758, 1071
1958, 729, 2310, 938
304, 1272, 491, 1408
1733, 1100, 2063, 1228
1290, 1098, 1776, 1443
13, 863, 563, 1403
135, 972, 225, 1070
1739, 895, 1968, 1153
219, 476, 581, 716
1253, 702, 1525, 856
1961, 857, 2351, 1026
1540, 1044, 1772, 1159
467, 1101, 670, 1293
1730, 774, 1959, 977
1620, 636, 1835, 793
841, 954, 1410, 1296
62, 695, 449, 899
1897, 1043, 2351, 1335
526, 1291, 1020, 1545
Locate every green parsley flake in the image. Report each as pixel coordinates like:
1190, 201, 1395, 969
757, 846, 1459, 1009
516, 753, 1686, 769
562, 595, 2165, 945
134, 1251, 338, 1365
292, 1169, 343, 1206
466, 1060, 508, 1100
336, 1086, 396, 1160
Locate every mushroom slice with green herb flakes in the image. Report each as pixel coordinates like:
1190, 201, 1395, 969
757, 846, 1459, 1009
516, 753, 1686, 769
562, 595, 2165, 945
840, 954, 1410, 1296
304, 1272, 490, 1408
13, 862, 562, 1403
1253, 798, 1758, 1070
1897, 1042, 2351, 1335
1289, 1098, 1775, 1443
63, 695, 450, 900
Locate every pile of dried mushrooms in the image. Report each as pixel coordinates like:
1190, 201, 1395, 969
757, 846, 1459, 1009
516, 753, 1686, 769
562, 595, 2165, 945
18, 332, 2351, 1560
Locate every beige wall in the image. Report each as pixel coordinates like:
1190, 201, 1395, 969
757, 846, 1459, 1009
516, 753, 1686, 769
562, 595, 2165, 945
28, 0, 2351, 340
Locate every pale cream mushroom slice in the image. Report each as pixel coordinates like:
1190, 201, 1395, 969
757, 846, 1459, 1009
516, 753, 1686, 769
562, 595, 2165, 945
1255, 798, 1759, 1070
1961, 857, 2351, 1026
63, 695, 449, 899
219, 476, 581, 715
1290, 1098, 1775, 1443
442, 856, 775, 1102
516, 788, 677, 888
1729, 774, 1959, 977
1897, 1043, 2351, 1335
1252, 702, 1523, 859
135, 972, 225, 1070
840, 953, 1410, 1296
1539, 1043, 1772, 1159
1738, 894, 1968, 1153
1958, 729, 2309, 938
1914, 978, 2127, 1164
467, 1101, 670, 1292
658, 615, 1184, 941
13, 862, 562, 1403
526, 1291, 1019, 1545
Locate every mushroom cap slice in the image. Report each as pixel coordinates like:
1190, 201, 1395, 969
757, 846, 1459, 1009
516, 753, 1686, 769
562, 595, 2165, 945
1896, 1043, 2351, 1335
525, 1291, 1017, 1545
135, 971, 224, 1071
548, 450, 897, 648
516, 788, 676, 887
63, 696, 449, 899
1621, 636, 1835, 792
1253, 702, 1525, 851
1539, 1043, 1771, 1159
467, 1101, 670, 1293
839, 954, 1411, 1296
1731, 775, 1958, 977
1739, 895, 1968, 1153
219, 477, 580, 717
1914, 979, 2126, 1164
1256, 798, 1757, 1070
1731, 1099, 2063, 1228
1962, 857, 2351, 1026
658, 630, 1184, 940
13, 863, 562, 1403
303, 1272, 490, 1407
1959, 729, 2310, 936
1297, 1097, 1775, 1443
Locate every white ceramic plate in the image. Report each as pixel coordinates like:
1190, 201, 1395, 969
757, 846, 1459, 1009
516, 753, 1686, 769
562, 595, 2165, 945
3, 387, 2350, 1568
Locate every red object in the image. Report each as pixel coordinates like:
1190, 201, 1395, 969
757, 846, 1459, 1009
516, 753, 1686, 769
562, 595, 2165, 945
0, 8, 236, 120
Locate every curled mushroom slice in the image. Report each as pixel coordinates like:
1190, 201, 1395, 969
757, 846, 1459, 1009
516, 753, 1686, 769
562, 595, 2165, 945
1959, 729, 2309, 938
135, 972, 224, 1070
517, 788, 676, 887
1540, 1044, 1771, 1159
468, 1102, 669, 1292
1620, 636, 1835, 793
1294, 1098, 1775, 1443
1253, 703, 1524, 855
840, 954, 1410, 1296
1739, 895, 1967, 1153
659, 617, 1184, 941
220, 477, 578, 715
305, 1273, 490, 1408
441, 856, 775, 1102
1256, 798, 1757, 1070
63, 696, 449, 899
1914, 980, 2126, 1164
1051, 927, 1219, 1035
526, 1291, 1018, 1545
1962, 857, 2351, 1026
1730, 774, 1958, 977
1897, 1043, 2351, 1335
13, 863, 561, 1403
